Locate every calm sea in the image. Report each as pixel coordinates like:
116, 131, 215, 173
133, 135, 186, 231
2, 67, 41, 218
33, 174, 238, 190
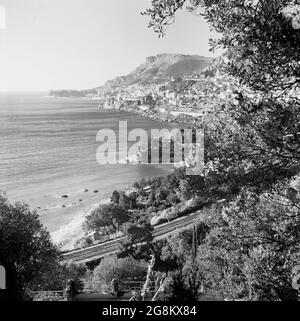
0, 92, 175, 249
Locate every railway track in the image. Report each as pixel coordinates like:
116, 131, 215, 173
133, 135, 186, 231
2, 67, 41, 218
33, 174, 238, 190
62, 211, 202, 263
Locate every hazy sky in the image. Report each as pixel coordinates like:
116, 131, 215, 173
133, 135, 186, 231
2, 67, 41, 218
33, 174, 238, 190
0, 0, 213, 92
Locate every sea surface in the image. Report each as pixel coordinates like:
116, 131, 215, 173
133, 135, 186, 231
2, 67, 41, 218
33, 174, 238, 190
0, 92, 176, 249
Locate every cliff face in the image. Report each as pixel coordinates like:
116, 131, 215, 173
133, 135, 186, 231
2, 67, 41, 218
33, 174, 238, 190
99, 53, 213, 90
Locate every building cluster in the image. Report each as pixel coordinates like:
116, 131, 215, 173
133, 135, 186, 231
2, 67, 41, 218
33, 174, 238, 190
92, 71, 237, 124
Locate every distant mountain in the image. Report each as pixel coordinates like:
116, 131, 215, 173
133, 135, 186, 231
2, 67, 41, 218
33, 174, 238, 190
49, 54, 214, 97
97, 53, 214, 90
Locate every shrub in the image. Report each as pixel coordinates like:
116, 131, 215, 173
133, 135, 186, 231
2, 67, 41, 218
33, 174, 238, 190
91, 256, 147, 289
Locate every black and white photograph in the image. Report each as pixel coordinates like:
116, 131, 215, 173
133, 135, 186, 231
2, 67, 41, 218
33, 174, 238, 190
0, 0, 299, 310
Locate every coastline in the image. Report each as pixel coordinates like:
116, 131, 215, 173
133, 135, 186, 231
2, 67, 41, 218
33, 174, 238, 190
1, 94, 178, 251
51, 105, 192, 250
49, 101, 195, 250
51, 198, 110, 250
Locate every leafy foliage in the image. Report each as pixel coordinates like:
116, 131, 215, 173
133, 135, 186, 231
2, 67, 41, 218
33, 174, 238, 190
0, 193, 62, 299
144, 1, 300, 192
141, 0, 300, 302
195, 185, 300, 300
119, 222, 154, 260
83, 203, 130, 234
91, 256, 147, 285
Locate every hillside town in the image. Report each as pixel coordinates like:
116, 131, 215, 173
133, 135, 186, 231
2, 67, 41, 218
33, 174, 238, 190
94, 69, 237, 124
